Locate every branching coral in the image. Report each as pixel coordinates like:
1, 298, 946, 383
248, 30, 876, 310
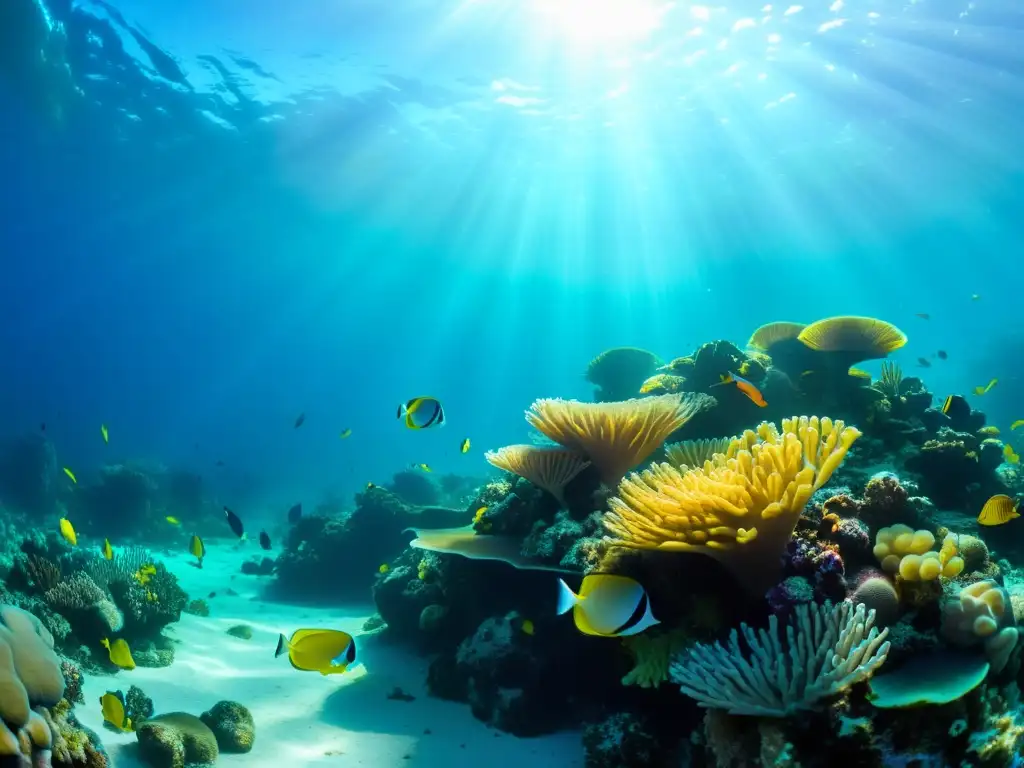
526, 393, 716, 487
671, 601, 890, 716
484, 445, 590, 505
603, 416, 861, 594
24, 554, 61, 594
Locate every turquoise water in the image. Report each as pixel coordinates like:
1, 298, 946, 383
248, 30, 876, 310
2, 1, 1024, 766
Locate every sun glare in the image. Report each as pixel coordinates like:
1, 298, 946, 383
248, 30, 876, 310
531, 0, 669, 45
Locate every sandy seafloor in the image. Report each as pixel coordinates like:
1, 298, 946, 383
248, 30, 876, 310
76, 540, 582, 767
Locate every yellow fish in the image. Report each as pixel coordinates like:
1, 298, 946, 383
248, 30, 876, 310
189, 534, 205, 567
378, 563, 389, 574
973, 378, 998, 396
557, 574, 659, 637
473, 506, 488, 524
102, 538, 113, 560
165, 516, 181, 526
101, 638, 136, 670
339, 428, 352, 439
59, 518, 77, 546
1005, 445, 1020, 465
133, 564, 157, 586
460, 438, 471, 454
275, 628, 356, 675
521, 619, 535, 636
101, 424, 109, 444
978, 494, 1020, 526
1012, 420, 1024, 431
63, 467, 77, 484
99, 691, 132, 732
412, 463, 432, 473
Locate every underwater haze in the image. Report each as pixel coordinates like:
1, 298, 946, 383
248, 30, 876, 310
2, 0, 1024, 766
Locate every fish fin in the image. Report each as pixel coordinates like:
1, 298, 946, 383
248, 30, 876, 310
555, 579, 578, 615
275, 634, 288, 658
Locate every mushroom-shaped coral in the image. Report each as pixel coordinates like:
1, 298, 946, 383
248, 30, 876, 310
747, 321, 807, 352
526, 393, 715, 487
603, 416, 861, 594
585, 347, 662, 402
872, 525, 964, 581
797, 316, 907, 365
868, 651, 990, 708
942, 579, 1019, 673
484, 445, 590, 505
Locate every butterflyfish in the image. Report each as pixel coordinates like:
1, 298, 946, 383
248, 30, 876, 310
275, 628, 356, 675
1012, 420, 1024, 431
101, 638, 136, 670
1005, 445, 1020, 465
339, 428, 352, 439
978, 494, 1020, 526
287, 503, 302, 524
102, 538, 113, 560
259, 530, 272, 550
937, 350, 948, 360
99, 691, 132, 732
59, 518, 77, 546
101, 424, 109, 444
713, 372, 767, 407
460, 438, 471, 453
973, 378, 998, 396
556, 573, 659, 637
63, 467, 77, 484
189, 534, 205, 567
224, 506, 245, 538
294, 412, 306, 428
397, 397, 445, 430
165, 516, 181, 526
941, 395, 971, 421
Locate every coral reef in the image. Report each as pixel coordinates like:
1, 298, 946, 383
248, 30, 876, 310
136, 712, 218, 768
199, 700, 254, 753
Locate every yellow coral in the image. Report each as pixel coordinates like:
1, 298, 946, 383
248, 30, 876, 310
663, 437, 733, 470
747, 321, 807, 351
874, 525, 964, 581
484, 445, 591, 505
603, 416, 861, 594
526, 393, 715, 487
621, 629, 691, 688
639, 373, 686, 395
797, 316, 907, 362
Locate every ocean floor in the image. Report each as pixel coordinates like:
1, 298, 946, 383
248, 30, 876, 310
78, 541, 582, 767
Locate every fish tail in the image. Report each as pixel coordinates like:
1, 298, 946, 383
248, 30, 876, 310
275, 634, 288, 658
555, 579, 578, 616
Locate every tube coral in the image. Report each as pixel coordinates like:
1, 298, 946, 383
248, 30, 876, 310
484, 445, 590, 505
603, 416, 862, 594
526, 393, 716, 487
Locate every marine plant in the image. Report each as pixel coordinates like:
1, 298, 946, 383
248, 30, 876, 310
875, 361, 904, 399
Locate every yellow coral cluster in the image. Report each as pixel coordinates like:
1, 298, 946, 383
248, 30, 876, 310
873, 525, 965, 581
603, 416, 861, 594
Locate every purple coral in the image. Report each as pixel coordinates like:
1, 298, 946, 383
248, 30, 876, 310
766, 576, 814, 615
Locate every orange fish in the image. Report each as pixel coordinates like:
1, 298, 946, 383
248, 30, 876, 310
715, 372, 767, 407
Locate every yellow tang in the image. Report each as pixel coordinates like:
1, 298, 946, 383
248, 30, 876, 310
101, 424, 109, 444
101, 638, 136, 670
978, 494, 1020, 526
556, 574, 659, 637
99, 691, 132, 732
413, 463, 432, 473
460, 438, 471, 454
165, 516, 181, 526
340, 428, 352, 439
397, 397, 445, 430
473, 506, 488, 524
275, 628, 356, 676
189, 534, 205, 566
1012, 420, 1024, 431
1005, 445, 1021, 465
102, 538, 113, 560
59, 518, 77, 546
134, 564, 157, 586
63, 467, 77, 484
973, 378, 998, 396
378, 563, 389, 574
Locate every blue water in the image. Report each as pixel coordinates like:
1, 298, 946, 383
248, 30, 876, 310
1, 0, 1022, 511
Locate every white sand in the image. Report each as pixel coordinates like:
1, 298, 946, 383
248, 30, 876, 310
76, 541, 583, 767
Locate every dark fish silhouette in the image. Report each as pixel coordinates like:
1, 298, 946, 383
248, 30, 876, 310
294, 413, 306, 428
259, 530, 271, 550
917, 357, 931, 368
287, 503, 302, 524
40, 422, 45, 432
937, 350, 948, 360
224, 506, 245, 538
915, 313, 930, 320
215, 460, 225, 467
